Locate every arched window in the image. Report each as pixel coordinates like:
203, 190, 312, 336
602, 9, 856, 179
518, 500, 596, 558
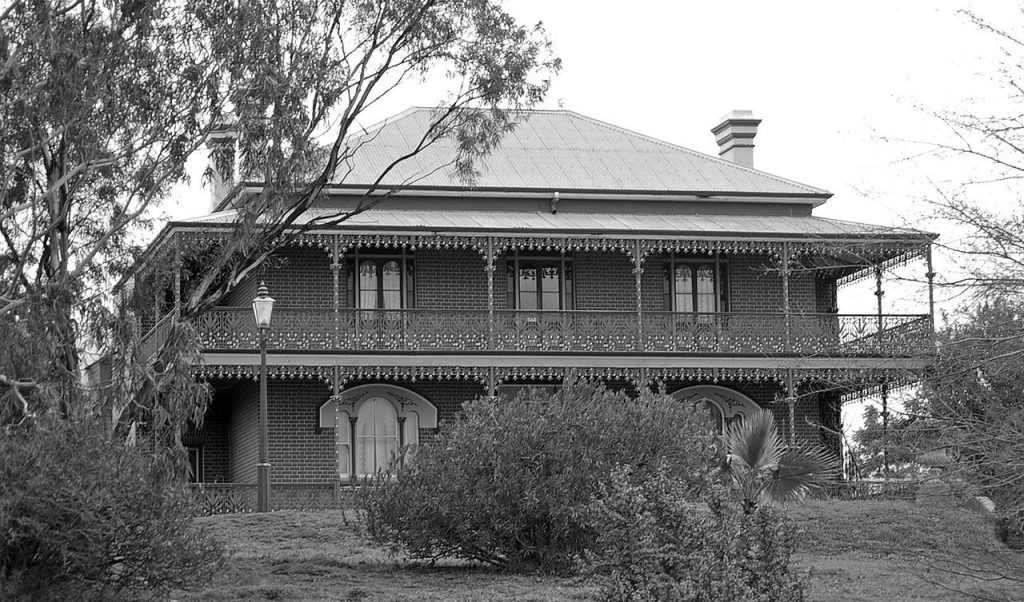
696, 399, 725, 433
356, 397, 399, 475
672, 385, 761, 434
320, 385, 437, 480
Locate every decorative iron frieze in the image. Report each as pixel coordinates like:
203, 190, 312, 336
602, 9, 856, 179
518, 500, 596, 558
336, 365, 490, 384
194, 363, 333, 385
338, 233, 485, 254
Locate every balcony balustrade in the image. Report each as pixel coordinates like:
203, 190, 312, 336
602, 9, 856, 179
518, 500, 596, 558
144, 307, 932, 358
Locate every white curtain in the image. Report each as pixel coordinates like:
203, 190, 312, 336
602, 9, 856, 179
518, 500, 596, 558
356, 397, 398, 475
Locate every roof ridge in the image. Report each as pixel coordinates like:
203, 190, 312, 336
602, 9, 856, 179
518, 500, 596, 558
556, 109, 831, 196
348, 107, 424, 144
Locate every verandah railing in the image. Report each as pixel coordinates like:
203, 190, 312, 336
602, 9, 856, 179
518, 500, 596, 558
160, 308, 932, 356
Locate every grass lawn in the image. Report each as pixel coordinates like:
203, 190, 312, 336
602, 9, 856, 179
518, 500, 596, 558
180, 501, 1024, 601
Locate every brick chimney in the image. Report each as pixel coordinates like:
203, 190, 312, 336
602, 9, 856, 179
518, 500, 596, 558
711, 110, 761, 168
206, 124, 238, 211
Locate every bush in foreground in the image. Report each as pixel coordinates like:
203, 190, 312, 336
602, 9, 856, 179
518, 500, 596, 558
0, 420, 222, 600
359, 381, 720, 572
585, 466, 807, 602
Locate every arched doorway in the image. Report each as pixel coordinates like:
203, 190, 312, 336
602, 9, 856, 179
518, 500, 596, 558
319, 384, 438, 480
671, 385, 761, 433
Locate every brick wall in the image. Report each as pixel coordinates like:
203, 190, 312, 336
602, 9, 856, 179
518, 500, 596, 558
574, 252, 635, 310
227, 379, 339, 483
225, 246, 332, 307
642, 257, 666, 312
815, 277, 837, 312
266, 380, 336, 483
415, 250, 488, 309
183, 394, 230, 482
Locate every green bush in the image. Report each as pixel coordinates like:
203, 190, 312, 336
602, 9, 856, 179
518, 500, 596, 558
359, 381, 720, 572
585, 466, 807, 602
0, 420, 222, 600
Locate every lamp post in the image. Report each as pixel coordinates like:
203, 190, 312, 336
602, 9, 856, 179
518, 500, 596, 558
252, 281, 275, 512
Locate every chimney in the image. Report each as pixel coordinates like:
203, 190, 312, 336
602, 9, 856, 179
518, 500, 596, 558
206, 124, 238, 211
711, 110, 761, 168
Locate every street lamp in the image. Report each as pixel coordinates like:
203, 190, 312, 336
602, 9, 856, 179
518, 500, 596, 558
252, 281, 275, 512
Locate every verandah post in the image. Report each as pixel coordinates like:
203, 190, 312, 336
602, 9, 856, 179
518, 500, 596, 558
486, 236, 495, 351
331, 234, 341, 349
781, 242, 792, 353
633, 239, 643, 348
172, 238, 182, 322
874, 264, 885, 354
925, 243, 936, 335
348, 416, 358, 484
786, 368, 796, 446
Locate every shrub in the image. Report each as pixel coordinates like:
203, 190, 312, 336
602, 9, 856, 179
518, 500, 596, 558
359, 380, 720, 572
584, 466, 807, 602
0, 420, 223, 600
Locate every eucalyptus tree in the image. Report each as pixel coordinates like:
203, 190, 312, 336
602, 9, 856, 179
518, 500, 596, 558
0, 0, 558, 431
0, 0, 224, 424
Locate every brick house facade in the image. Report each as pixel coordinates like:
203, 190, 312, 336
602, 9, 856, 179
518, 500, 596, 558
134, 109, 935, 508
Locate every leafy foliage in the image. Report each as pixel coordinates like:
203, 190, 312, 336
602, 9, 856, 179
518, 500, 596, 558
359, 381, 720, 572
0, 420, 223, 600
849, 405, 923, 478
914, 300, 1024, 541
176, 0, 560, 316
724, 409, 839, 513
584, 466, 807, 602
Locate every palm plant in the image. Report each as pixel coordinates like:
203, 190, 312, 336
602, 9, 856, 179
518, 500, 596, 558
724, 409, 840, 514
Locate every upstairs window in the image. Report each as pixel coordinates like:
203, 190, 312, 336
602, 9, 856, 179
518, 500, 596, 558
506, 255, 574, 310
347, 251, 415, 309
664, 258, 728, 313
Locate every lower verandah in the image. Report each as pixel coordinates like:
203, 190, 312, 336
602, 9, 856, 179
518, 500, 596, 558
184, 377, 841, 486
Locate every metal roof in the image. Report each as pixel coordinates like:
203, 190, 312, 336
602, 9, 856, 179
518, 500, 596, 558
181, 207, 926, 240
334, 108, 830, 197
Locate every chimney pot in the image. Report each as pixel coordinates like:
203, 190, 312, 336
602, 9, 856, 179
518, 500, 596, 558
711, 110, 761, 168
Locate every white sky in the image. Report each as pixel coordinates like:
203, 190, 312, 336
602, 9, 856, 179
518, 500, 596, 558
167, 1, 1018, 432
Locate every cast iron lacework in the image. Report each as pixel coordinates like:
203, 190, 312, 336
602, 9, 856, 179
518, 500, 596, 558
186, 308, 931, 356
193, 364, 923, 398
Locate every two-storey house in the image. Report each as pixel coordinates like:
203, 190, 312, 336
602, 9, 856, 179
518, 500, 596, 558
133, 108, 935, 510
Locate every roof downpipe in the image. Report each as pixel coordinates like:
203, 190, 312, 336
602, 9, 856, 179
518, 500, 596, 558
711, 110, 761, 168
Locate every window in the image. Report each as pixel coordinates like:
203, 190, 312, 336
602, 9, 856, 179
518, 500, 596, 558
346, 251, 414, 309
355, 397, 399, 475
324, 387, 433, 481
672, 385, 760, 434
664, 258, 727, 313
506, 256, 574, 310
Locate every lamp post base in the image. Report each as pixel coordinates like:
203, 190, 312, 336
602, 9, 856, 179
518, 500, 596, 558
257, 463, 271, 512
